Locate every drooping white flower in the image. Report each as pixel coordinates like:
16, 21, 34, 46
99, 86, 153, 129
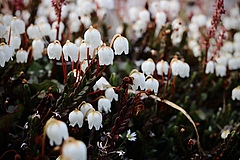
228, 57, 240, 70
10, 34, 21, 50
170, 58, 190, 78
61, 137, 87, 160
145, 76, 159, 95
113, 35, 129, 55
0, 50, 6, 67
79, 101, 94, 118
63, 40, 78, 62
84, 26, 102, 48
98, 97, 111, 113
79, 41, 94, 61
129, 69, 145, 90
87, 111, 103, 130
126, 129, 137, 141
38, 22, 51, 37
221, 41, 233, 53
0, 23, 7, 38
47, 40, 62, 60
69, 109, 84, 128
232, 86, 240, 101
45, 118, 69, 146
0, 43, 14, 62
233, 32, 240, 42
10, 17, 25, 35
16, 49, 28, 63
205, 60, 215, 74
3, 14, 13, 26
81, 60, 88, 73
215, 64, 226, 77
141, 58, 155, 75
32, 38, 44, 60
98, 46, 114, 66
139, 9, 150, 23
105, 87, 118, 102
156, 60, 169, 75
93, 77, 111, 91
26, 24, 41, 39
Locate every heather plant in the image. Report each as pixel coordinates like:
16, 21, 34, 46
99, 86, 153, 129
0, 0, 240, 160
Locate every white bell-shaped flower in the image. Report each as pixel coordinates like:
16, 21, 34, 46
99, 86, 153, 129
215, 64, 226, 77
141, 58, 155, 75
79, 41, 94, 61
98, 97, 111, 113
93, 77, 111, 91
45, 118, 69, 146
79, 101, 94, 118
10, 34, 21, 50
113, 35, 129, 55
61, 137, 87, 160
129, 69, 145, 90
63, 40, 78, 62
98, 46, 114, 66
69, 109, 84, 128
47, 40, 62, 60
233, 32, 240, 42
171, 59, 190, 78
3, 14, 13, 26
81, 60, 88, 73
205, 60, 215, 74
38, 22, 51, 37
139, 9, 150, 23
228, 57, 240, 70
10, 17, 25, 35
105, 87, 118, 102
232, 86, 240, 100
0, 50, 6, 67
26, 24, 41, 39
179, 62, 190, 78
32, 39, 44, 60
145, 76, 159, 95
87, 111, 103, 130
0, 23, 7, 38
16, 49, 28, 63
0, 43, 14, 62
156, 60, 169, 75
84, 26, 102, 48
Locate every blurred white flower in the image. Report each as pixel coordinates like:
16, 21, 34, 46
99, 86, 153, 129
139, 9, 150, 23
61, 137, 87, 160
32, 38, 44, 60
69, 109, 84, 128
221, 129, 230, 139
205, 60, 215, 74
0, 23, 7, 38
38, 22, 51, 37
27, 24, 41, 39
232, 86, 240, 101
10, 34, 21, 50
98, 97, 111, 113
10, 17, 25, 35
45, 118, 69, 146
16, 49, 28, 63
141, 58, 155, 75
87, 111, 103, 130
79, 41, 94, 61
126, 129, 137, 141
215, 64, 226, 77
